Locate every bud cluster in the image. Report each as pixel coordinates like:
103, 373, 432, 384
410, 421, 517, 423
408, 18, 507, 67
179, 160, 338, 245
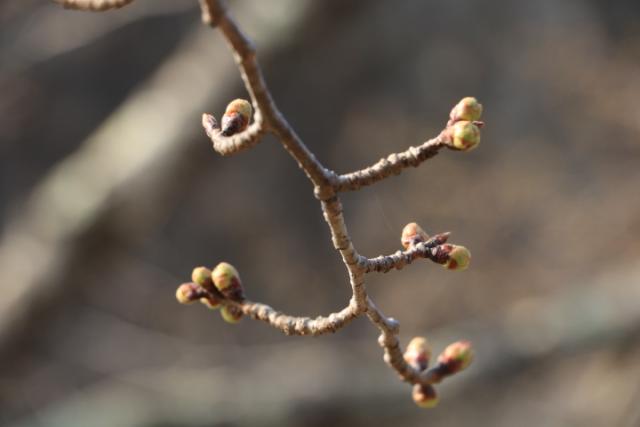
175, 262, 246, 323
408, 340, 474, 408
445, 97, 483, 151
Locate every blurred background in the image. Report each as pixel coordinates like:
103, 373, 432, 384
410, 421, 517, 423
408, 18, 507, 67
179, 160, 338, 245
1, 1, 640, 426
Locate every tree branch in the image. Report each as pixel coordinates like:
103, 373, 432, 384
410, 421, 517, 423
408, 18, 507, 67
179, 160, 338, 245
336, 133, 448, 192
57, 0, 484, 408
53, 0, 135, 11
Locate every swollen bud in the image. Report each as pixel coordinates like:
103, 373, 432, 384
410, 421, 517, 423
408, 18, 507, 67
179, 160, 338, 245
221, 99, 252, 136
412, 384, 439, 409
220, 305, 243, 324
404, 337, 432, 371
438, 341, 474, 374
191, 266, 214, 291
175, 282, 203, 305
401, 222, 430, 250
450, 97, 483, 123
200, 296, 222, 310
211, 262, 245, 301
448, 121, 480, 151
443, 245, 471, 271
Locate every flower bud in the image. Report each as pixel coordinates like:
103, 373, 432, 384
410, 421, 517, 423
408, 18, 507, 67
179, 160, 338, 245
200, 296, 222, 310
437, 341, 474, 374
449, 121, 480, 151
211, 262, 245, 301
404, 337, 432, 371
175, 282, 203, 305
443, 245, 471, 271
450, 97, 483, 123
412, 384, 439, 408
221, 99, 252, 136
191, 266, 214, 291
220, 305, 243, 324
401, 222, 430, 249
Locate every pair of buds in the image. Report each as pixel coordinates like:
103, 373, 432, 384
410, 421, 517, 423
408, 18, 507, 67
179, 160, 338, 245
404, 338, 474, 408
176, 262, 245, 323
401, 222, 471, 271
446, 97, 484, 151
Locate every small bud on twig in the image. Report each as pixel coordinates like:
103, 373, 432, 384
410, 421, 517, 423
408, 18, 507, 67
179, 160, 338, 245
401, 222, 430, 250
212, 262, 245, 301
450, 97, 483, 123
200, 295, 222, 310
442, 244, 471, 271
221, 99, 252, 136
220, 305, 243, 323
448, 121, 481, 151
404, 337, 432, 371
412, 383, 439, 408
175, 282, 205, 305
191, 266, 214, 291
437, 341, 474, 374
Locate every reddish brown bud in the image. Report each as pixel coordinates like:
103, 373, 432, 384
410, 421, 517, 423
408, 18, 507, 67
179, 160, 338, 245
412, 384, 439, 408
438, 341, 474, 374
448, 121, 480, 151
200, 296, 222, 310
175, 282, 203, 305
450, 97, 483, 123
191, 266, 214, 291
211, 262, 245, 301
404, 337, 432, 371
221, 99, 252, 136
401, 222, 430, 249
443, 245, 471, 271
220, 305, 243, 324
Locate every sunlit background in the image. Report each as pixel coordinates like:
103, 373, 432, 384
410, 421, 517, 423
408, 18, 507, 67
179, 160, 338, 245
1, 1, 640, 426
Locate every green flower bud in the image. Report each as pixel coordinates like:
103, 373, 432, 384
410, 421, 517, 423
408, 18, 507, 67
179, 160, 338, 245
401, 222, 430, 250
412, 384, 439, 409
220, 305, 243, 324
175, 282, 202, 305
200, 296, 222, 310
221, 99, 252, 136
450, 97, 483, 123
211, 262, 245, 301
437, 341, 474, 374
443, 245, 471, 271
191, 266, 214, 291
449, 121, 480, 151
404, 337, 432, 371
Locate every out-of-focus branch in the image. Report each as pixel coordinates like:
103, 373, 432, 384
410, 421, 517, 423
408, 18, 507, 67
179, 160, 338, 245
54, 0, 135, 12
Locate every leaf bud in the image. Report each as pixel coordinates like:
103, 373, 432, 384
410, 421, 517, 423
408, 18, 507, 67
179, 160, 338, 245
443, 245, 471, 271
220, 305, 243, 324
175, 282, 203, 305
448, 120, 480, 151
211, 262, 245, 301
221, 99, 252, 136
191, 266, 214, 291
404, 337, 432, 371
401, 222, 430, 249
437, 340, 474, 374
450, 97, 483, 123
412, 384, 439, 409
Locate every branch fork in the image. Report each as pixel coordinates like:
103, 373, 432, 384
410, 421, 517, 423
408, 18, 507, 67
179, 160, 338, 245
55, 0, 484, 408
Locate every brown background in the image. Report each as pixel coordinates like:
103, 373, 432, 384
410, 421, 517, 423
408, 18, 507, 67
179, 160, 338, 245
1, 1, 640, 426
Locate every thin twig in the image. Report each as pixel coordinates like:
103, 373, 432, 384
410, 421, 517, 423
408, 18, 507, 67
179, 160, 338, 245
336, 134, 448, 192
